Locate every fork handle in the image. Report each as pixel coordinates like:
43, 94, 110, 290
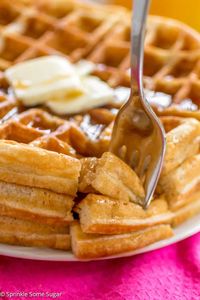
131, 0, 150, 94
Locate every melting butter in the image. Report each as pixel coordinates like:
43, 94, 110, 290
47, 76, 114, 114
5, 56, 114, 114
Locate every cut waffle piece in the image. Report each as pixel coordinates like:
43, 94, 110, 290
76, 191, 200, 237
0, 215, 70, 250
76, 194, 172, 234
72, 193, 200, 259
160, 117, 200, 176
0, 181, 74, 226
79, 152, 145, 204
0, 140, 81, 195
157, 117, 200, 211
171, 193, 200, 227
159, 154, 200, 211
70, 221, 173, 259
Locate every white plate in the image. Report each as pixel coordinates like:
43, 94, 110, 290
1, 213, 200, 261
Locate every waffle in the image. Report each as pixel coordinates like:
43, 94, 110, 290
0, 108, 199, 256
79, 152, 145, 203
0, 0, 124, 66
90, 16, 200, 119
72, 191, 200, 258
0, 180, 74, 226
70, 221, 173, 259
75, 117, 200, 234
0, 0, 200, 118
0, 140, 81, 195
0, 0, 199, 258
0, 215, 70, 250
75, 194, 172, 234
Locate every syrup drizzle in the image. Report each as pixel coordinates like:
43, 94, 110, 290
80, 114, 105, 140
0, 82, 199, 141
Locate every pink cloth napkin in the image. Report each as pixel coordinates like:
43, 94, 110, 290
0, 233, 200, 300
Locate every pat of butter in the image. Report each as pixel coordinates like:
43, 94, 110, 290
5, 56, 84, 106
47, 76, 114, 114
5, 55, 114, 114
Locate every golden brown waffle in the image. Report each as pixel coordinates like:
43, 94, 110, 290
0, 215, 71, 250
0, 0, 200, 118
0, 0, 124, 66
71, 221, 173, 259
0, 102, 199, 258
0, 180, 74, 226
90, 15, 200, 119
75, 117, 200, 232
0, 106, 113, 157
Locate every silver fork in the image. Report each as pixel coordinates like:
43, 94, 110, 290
109, 0, 166, 208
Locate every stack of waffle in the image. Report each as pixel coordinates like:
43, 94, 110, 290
0, 103, 199, 258
0, 0, 199, 259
